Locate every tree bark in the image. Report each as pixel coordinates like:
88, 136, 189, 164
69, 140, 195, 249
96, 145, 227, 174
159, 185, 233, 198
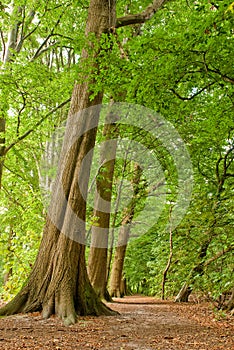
0, 0, 117, 325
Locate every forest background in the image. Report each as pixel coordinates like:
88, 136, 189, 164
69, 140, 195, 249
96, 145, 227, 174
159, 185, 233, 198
0, 0, 233, 320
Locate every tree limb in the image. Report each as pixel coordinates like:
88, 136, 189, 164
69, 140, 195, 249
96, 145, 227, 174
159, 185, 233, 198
0, 29, 6, 60
16, 9, 36, 53
4, 98, 71, 155
30, 9, 65, 61
170, 82, 216, 101
202, 53, 234, 85
116, 0, 168, 28
31, 41, 60, 61
204, 246, 234, 267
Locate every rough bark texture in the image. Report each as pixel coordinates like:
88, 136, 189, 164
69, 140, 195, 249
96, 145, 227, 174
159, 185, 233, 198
0, 0, 117, 325
88, 117, 118, 300
109, 164, 142, 298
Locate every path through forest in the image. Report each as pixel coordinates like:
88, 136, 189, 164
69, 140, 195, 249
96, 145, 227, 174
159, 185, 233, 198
0, 295, 233, 349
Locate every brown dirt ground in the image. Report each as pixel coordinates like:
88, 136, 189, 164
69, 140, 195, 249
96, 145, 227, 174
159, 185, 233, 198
0, 295, 233, 350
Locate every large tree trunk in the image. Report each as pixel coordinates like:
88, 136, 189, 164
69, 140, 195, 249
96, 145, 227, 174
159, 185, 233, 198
0, 0, 117, 325
88, 115, 118, 300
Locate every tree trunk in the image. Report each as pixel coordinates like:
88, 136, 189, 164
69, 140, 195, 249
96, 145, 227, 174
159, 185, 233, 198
226, 288, 234, 312
3, 227, 14, 286
0, 5, 19, 189
175, 282, 192, 303
176, 149, 234, 304
0, 117, 5, 189
161, 208, 173, 300
109, 164, 142, 298
0, 0, 169, 324
109, 226, 130, 298
88, 114, 118, 300
0, 0, 117, 325
175, 239, 210, 303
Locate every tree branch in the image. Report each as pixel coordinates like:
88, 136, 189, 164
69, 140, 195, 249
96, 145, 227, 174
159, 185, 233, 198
202, 53, 234, 85
30, 9, 65, 61
4, 98, 71, 155
22, 19, 41, 42
204, 246, 234, 267
16, 9, 36, 53
208, 67, 234, 85
170, 82, 216, 101
32, 41, 60, 61
116, 0, 168, 28
2, 184, 25, 209
0, 29, 6, 60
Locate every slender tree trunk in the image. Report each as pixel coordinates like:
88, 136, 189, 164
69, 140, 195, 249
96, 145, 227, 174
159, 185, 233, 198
0, 0, 117, 325
3, 227, 14, 285
109, 226, 130, 298
175, 282, 192, 303
175, 238, 210, 302
0, 117, 5, 189
175, 163, 227, 303
226, 288, 234, 312
0, 5, 19, 188
109, 164, 142, 298
88, 113, 118, 300
161, 208, 173, 300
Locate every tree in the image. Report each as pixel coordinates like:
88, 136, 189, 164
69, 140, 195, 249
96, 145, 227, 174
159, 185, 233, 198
0, 1, 77, 189
0, 0, 169, 324
123, 0, 234, 305
109, 163, 143, 297
0, 0, 78, 294
0, 117, 5, 189
0, 0, 117, 325
88, 115, 118, 300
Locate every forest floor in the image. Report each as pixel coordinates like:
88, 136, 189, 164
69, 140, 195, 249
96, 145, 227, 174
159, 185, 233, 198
0, 295, 233, 349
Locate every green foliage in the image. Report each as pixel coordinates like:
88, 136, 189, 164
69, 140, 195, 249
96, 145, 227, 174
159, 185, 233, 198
123, 0, 234, 300
0, 0, 85, 297
0, 0, 233, 306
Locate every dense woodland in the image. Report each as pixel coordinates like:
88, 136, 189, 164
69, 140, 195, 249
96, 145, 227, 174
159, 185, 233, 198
0, 0, 234, 325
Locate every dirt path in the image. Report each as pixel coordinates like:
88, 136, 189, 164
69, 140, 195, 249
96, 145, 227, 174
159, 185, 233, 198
0, 296, 233, 349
